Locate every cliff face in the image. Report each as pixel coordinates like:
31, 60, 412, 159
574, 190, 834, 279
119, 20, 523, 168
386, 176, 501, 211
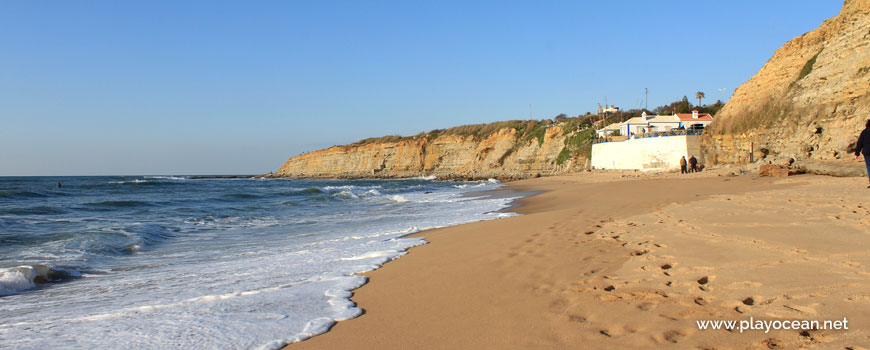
274, 125, 591, 179
704, 0, 870, 164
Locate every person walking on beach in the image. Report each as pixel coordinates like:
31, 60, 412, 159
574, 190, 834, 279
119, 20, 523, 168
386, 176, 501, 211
688, 155, 698, 173
680, 156, 688, 174
856, 119, 870, 188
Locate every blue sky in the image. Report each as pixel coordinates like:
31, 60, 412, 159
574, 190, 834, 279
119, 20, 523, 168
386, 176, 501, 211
0, 1, 841, 175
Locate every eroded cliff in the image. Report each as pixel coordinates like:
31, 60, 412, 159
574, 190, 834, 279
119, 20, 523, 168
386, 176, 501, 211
704, 0, 870, 165
273, 122, 594, 180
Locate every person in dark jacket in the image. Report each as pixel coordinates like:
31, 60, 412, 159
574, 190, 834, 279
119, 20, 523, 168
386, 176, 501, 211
856, 119, 870, 187
688, 155, 698, 173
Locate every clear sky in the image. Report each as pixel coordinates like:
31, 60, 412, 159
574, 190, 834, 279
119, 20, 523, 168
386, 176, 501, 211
0, 1, 842, 175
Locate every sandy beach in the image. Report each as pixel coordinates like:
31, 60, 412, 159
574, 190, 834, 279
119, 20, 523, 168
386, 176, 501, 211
288, 170, 870, 349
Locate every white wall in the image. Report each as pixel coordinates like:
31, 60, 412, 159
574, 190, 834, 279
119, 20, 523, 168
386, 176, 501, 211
591, 135, 701, 171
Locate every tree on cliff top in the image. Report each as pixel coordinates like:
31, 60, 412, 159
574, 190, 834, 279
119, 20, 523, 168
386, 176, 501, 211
696, 91, 705, 107
678, 96, 691, 113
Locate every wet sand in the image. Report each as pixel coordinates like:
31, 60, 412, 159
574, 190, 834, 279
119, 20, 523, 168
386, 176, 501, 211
287, 171, 870, 349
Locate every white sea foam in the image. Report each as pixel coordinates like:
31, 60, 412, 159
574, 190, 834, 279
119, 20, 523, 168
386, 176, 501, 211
0, 266, 37, 296
390, 195, 409, 203
144, 176, 187, 180
333, 191, 359, 200
0, 265, 81, 296
108, 179, 150, 184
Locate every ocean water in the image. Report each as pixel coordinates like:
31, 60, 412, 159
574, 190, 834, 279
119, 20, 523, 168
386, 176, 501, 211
0, 176, 520, 349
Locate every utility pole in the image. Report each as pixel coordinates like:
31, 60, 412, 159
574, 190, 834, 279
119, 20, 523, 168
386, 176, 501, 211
644, 88, 648, 111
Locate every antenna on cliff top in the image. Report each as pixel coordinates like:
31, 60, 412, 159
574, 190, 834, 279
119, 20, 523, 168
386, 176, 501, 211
718, 88, 728, 101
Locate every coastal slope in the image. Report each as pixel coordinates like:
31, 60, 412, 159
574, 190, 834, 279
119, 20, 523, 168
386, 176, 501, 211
704, 0, 870, 166
272, 121, 594, 180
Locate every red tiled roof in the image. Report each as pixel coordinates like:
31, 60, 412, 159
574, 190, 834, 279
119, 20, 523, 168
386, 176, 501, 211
675, 113, 714, 121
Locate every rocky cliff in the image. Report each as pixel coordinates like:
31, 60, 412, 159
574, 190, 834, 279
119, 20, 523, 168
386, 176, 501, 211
704, 0, 870, 166
272, 122, 594, 180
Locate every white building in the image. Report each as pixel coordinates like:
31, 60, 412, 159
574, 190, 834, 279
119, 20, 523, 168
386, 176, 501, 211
597, 123, 621, 137
611, 110, 714, 137
675, 110, 714, 129
646, 114, 681, 132
598, 104, 620, 114
620, 112, 650, 136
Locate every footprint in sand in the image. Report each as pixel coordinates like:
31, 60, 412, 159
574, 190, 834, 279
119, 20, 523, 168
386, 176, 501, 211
567, 314, 587, 323
637, 302, 657, 311
760, 338, 783, 348
656, 330, 686, 344
846, 294, 870, 302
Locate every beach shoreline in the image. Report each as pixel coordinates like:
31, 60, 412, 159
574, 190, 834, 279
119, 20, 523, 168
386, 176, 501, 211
286, 171, 870, 349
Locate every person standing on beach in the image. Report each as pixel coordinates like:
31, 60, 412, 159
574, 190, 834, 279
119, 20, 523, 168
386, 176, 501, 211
855, 119, 870, 188
688, 155, 698, 173
680, 156, 688, 174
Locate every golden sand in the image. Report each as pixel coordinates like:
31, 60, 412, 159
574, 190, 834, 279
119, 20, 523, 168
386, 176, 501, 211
288, 171, 870, 349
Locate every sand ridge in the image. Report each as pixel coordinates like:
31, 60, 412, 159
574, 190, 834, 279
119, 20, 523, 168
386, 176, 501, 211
287, 172, 869, 349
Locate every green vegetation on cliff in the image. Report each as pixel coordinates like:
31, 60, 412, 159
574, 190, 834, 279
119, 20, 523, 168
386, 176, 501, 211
556, 128, 596, 165
348, 115, 601, 168
353, 119, 560, 146
797, 48, 823, 81
789, 47, 824, 90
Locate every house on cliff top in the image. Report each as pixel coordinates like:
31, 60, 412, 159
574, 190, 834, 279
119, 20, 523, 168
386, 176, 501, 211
591, 110, 712, 171
597, 123, 621, 137
676, 110, 713, 129
603, 110, 713, 137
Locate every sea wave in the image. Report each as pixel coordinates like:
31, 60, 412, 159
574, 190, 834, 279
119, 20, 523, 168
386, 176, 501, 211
183, 215, 280, 230
144, 176, 188, 180
0, 264, 82, 297
220, 193, 262, 200
122, 223, 180, 246
0, 205, 68, 216
106, 179, 182, 186
84, 200, 154, 208
0, 190, 49, 199
389, 195, 409, 203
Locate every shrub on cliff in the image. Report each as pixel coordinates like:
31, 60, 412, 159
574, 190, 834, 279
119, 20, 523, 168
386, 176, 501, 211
556, 128, 596, 165
352, 119, 561, 146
